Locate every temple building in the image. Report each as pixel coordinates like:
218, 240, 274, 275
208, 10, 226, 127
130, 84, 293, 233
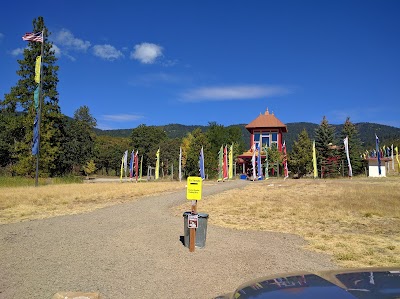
238, 109, 287, 177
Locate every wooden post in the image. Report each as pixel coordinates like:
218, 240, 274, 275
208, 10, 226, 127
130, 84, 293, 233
189, 200, 197, 252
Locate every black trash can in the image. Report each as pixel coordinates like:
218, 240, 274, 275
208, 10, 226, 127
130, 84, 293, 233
183, 212, 209, 248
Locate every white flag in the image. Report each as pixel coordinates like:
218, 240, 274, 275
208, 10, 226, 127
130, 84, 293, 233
392, 144, 395, 170
343, 136, 353, 177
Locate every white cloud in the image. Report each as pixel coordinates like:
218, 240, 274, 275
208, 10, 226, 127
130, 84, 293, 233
53, 29, 91, 51
93, 44, 123, 61
10, 47, 24, 56
0, 33, 4, 40
102, 114, 144, 122
131, 42, 163, 64
181, 85, 291, 102
51, 44, 61, 56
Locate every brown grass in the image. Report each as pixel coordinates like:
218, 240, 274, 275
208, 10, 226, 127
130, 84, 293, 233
0, 181, 186, 224
174, 177, 400, 268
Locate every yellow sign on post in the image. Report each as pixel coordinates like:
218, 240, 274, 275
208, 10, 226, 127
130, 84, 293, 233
186, 176, 202, 200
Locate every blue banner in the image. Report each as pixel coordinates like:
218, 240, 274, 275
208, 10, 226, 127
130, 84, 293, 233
32, 113, 39, 155
376, 134, 381, 175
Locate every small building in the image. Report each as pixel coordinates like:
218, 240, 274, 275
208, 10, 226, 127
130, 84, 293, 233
237, 109, 287, 177
365, 157, 392, 177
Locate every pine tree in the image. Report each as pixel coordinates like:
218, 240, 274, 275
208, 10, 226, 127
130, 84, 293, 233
340, 117, 364, 176
314, 116, 339, 177
59, 106, 97, 174
289, 129, 313, 177
1, 17, 62, 176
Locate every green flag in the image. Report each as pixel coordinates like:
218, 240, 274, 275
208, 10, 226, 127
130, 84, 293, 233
34, 86, 39, 110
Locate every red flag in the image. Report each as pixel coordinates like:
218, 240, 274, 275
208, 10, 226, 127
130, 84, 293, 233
135, 151, 139, 182
223, 145, 228, 179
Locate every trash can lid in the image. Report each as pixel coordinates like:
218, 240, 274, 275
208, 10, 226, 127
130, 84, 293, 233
182, 212, 209, 218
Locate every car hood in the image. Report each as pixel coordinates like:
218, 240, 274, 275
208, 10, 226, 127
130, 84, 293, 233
215, 267, 400, 299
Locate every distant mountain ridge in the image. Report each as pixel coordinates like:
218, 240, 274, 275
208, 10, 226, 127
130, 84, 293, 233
94, 122, 400, 150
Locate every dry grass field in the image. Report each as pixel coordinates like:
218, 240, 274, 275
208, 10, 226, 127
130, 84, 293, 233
0, 180, 186, 224
176, 177, 400, 268
2, 177, 399, 268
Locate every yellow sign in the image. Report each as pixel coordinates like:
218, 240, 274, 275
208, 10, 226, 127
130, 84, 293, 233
186, 176, 202, 200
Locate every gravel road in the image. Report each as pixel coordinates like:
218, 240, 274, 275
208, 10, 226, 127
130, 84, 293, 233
0, 180, 335, 299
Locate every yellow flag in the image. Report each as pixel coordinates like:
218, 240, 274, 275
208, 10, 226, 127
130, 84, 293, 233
228, 144, 233, 179
155, 148, 160, 180
35, 56, 41, 83
120, 156, 124, 182
313, 140, 318, 178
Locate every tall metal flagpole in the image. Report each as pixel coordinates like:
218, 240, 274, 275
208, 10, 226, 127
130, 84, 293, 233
35, 30, 45, 187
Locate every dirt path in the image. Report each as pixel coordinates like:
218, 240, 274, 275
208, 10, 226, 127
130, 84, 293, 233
0, 180, 335, 298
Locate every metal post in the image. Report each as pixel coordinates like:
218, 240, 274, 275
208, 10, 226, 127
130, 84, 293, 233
35, 29, 45, 187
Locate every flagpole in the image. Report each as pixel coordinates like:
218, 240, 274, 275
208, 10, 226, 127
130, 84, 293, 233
35, 30, 45, 187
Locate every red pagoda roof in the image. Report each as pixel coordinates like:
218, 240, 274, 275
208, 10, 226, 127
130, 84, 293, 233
245, 109, 287, 132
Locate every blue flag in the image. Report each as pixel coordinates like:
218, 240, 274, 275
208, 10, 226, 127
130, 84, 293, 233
129, 150, 134, 178
32, 113, 39, 155
257, 145, 262, 179
376, 134, 381, 175
199, 146, 205, 180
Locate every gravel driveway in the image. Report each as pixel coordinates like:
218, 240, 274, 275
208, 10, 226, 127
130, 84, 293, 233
0, 180, 335, 298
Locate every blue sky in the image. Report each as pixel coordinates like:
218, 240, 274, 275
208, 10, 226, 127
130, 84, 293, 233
1, 0, 399, 129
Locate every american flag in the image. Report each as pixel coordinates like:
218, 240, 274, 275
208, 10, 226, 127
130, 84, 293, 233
22, 31, 43, 42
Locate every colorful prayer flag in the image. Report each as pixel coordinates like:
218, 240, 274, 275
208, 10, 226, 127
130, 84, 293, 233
179, 147, 182, 182
264, 145, 269, 179
139, 155, 143, 180
35, 56, 41, 83
376, 134, 381, 175
312, 140, 317, 178
223, 145, 228, 180
129, 150, 134, 179
32, 113, 39, 155
252, 144, 256, 180
228, 144, 233, 179
283, 141, 289, 179
123, 150, 128, 178
257, 144, 262, 179
34, 86, 40, 110
135, 151, 139, 182
199, 146, 205, 180
343, 136, 353, 177
218, 145, 223, 181
22, 31, 43, 42
155, 148, 160, 180
120, 155, 124, 182
392, 144, 395, 171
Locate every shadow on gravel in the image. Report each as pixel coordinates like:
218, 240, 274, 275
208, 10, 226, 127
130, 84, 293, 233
179, 235, 185, 246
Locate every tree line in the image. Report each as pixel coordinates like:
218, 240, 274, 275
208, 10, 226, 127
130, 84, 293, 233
1, 17, 398, 179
